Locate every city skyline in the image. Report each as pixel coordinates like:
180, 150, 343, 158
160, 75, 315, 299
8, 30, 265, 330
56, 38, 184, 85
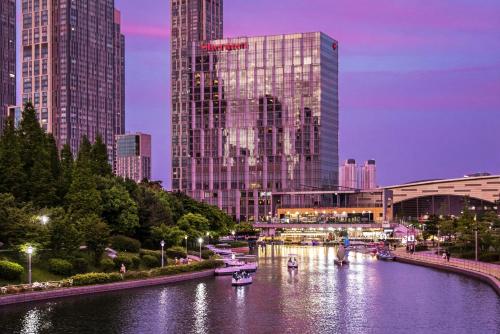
13, 0, 500, 187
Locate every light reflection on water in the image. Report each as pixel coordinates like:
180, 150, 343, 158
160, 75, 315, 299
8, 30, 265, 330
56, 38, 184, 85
0, 245, 499, 334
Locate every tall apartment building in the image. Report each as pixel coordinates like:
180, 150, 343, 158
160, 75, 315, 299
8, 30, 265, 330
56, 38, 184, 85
171, 1, 339, 221
360, 159, 377, 190
21, 0, 125, 162
115, 133, 152, 183
0, 0, 16, 132
340, 159, 358, 190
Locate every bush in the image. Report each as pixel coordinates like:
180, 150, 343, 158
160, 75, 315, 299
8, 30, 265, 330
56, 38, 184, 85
0, 260, 24, 281
188, 250, 214, 260
48, 258, 73, 276
142, 255, 160, 268
72, 257, 89, 274
139, 249, 162, 260
110, 235, 141, 253
165, 246, 186, 259
70, 272, 122, 286
479, 253, 500, 263
124, 270, 151, 280
414, 245, 428, 252
114, 253, 141, 270
100, 258, 116, 272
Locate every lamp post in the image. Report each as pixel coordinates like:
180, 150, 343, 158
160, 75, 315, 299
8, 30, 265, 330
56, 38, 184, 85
198, 238, 203, 260
474, 214, 478, 262
160, 240, 165, 267
26, 246, 33, 285
184, 235, 188, 257
437, 225, 440, 256
206, 231, 210, 244
39, 215, 49, 225
231, 230, 235, 240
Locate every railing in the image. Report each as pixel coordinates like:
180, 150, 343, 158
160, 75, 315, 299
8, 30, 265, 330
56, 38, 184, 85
394, 249, 500, 280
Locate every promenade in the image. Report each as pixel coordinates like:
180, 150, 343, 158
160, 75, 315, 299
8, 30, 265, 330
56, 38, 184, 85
394, 249, 500, 295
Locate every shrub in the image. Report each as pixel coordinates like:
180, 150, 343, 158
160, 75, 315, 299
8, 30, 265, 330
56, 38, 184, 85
139, 249, 162, 260
165, 246, 186, 259
124, 270, 151, 280
142, 255, 160, 268
70, 272, 122, 286
188, 250, 214, 260
48, 258, 73, 276
100, 258, 116, 272
114, 253, 141, 270
479, 253, 500, 263
110, 235, 141, 253
414, 245, 428, 252
72, 257, 89, 274
0, 260, 24, 281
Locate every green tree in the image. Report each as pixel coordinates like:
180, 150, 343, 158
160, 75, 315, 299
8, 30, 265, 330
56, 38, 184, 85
0, 117, 26, 199
177, 213, 210, 237
79, 215, 110, 265
423, 215, 439, 243
47, 209, 82, 257
101, 183, 139, 235
59, 144, 74, 200
90, 135, 112, 177
150, 224, 185, 248
0, 194, 43, 247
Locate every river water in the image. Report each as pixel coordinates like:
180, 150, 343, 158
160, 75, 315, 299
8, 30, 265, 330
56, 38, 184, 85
0, 246, 498, 334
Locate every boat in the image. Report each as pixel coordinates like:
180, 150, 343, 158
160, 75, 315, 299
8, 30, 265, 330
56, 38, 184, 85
287, 254, 299, 269
232, 271, 253, 286
215, 263, 258, 276
334, 245, 349, 266
376, 251, 395, 261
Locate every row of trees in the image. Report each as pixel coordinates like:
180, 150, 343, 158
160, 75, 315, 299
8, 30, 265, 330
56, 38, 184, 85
0, 103, 235, 264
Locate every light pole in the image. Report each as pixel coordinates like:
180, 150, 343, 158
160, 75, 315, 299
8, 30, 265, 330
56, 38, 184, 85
206, 231, 210, 244
184, 235, 188, 257
437, 225, 440, 256
39, 215, 49, 225
26, 246, 33, 285
474, 214, 478, 262
160, 240, 165, 267
198, 238, 203, 260
231, 230, 235, 240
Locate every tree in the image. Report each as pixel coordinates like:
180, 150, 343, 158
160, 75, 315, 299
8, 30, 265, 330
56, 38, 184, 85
47, 209, 82, 257
101, 183, 139, 235
0, 117, 26, 199
150, 224, 185, 248
66, 138, 101, 219
177, 213, 210, 237
90, 135, 112, 177
79, 215, 110, 265
0, 194, 43, 247
423, 215, 439, 243
59, 144, 74, 200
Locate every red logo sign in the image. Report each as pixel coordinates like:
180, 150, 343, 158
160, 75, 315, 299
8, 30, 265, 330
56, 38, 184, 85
332, 42, 337, 51
201, 42, 248, 52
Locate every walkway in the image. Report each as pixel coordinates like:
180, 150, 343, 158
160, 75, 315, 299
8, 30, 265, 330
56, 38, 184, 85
393, 248, 500, 295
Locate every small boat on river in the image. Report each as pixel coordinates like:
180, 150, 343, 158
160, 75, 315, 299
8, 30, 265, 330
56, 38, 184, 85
287, 254, 299, 269
232, 271, 253, 286
376, 250, 395, 261
334, 245, 349, 266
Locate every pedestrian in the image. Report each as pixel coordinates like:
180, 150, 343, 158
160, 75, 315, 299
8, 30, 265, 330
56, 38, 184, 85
446, 250, 450, 262
442, 251, 447, 261
120, 263, 126, 278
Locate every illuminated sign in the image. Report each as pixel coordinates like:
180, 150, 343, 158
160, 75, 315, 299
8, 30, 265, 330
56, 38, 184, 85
201, 42, 248, 52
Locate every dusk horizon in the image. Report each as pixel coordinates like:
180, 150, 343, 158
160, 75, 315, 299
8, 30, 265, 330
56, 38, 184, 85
107, 0, 500, 188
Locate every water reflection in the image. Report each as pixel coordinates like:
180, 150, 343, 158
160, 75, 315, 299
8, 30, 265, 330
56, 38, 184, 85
0, 245, 498, 334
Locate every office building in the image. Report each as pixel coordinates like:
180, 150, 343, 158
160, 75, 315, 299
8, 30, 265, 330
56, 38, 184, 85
340, 159, 358, 190
171, 1, 339, 221
0, 0, 16, 133
115, 133, 152, 183
21, 0, 125, 162
7, 105, 22, 128
360, 159, 377, 190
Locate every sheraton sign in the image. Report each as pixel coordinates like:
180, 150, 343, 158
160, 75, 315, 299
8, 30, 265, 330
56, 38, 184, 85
201, 42, 248, 52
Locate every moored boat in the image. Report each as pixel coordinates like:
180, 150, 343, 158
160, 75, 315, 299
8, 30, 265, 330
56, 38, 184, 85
232, 271, 253, 286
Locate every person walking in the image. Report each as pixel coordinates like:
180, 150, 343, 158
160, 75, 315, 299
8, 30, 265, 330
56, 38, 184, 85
120, 263, 126, 278
446, 250, 451, 262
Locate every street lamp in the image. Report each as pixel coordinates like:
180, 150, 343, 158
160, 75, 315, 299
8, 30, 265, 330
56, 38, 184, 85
474, 214, 478, 262
206, 231, 210, 244
198, 238, 203, 260
184, 235, 188, 257
39, 215, 49, 225
160, 240, 165, 267
26, 246, 34, 285
231, 230, 235, 240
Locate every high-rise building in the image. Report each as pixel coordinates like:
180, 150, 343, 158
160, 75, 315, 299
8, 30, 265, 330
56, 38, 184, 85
7, 106, 22, 128
115, 133, 152, 183
171, 1, 339, 221
360, 159, 377, 190
0, 0, 16, 133
340, 159, 358, 190
21, 0, 125, 162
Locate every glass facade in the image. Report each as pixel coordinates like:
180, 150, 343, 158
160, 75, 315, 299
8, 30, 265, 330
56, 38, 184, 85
116, 133, 152, 183
171, 1, 339, 222
0, 0, 16, 133
21, 0, 125, 163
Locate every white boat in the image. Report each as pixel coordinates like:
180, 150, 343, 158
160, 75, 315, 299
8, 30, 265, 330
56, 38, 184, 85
287, 254, 299, 269
232, 272, 253, 286
376, 251, 395, 261
215, 263, 258, 275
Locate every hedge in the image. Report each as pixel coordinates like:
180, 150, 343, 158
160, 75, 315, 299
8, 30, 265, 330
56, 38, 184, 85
100, 258, 116, 272
48, 258, 73, 276
165, 246, 187, 259
0, 260, 24, 281
72, 257, 89, 274
142, 255, 160, 268
110, 235, 141, 253
70, 272, 122, 286
188, 249, 214, 260
114, 253, 141, 270
139, 249, 162, 260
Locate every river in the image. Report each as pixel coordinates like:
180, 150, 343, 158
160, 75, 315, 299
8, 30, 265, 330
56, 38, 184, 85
0, 246, 498, 334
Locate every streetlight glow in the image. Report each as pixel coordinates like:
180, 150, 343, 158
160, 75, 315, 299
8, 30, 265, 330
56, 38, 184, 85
160, 240, 165, 267
26, 245, 34, 285
39, 215, 49, 225
198, 238, 203, 260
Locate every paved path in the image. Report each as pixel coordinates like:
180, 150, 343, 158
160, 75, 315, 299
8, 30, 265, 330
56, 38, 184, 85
393, 249, 500, 295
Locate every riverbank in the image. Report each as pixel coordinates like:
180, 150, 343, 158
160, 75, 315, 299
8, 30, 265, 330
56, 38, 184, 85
0, 269, 215, 307
394, 250, 500, 296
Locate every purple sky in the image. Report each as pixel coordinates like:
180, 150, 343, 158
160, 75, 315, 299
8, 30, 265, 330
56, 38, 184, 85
84, 1, 500, 187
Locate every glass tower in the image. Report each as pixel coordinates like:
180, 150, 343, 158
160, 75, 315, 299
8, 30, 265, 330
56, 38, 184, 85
171, 2, 339, 222
0, 0, 16, 132
21, 0, 125, 163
